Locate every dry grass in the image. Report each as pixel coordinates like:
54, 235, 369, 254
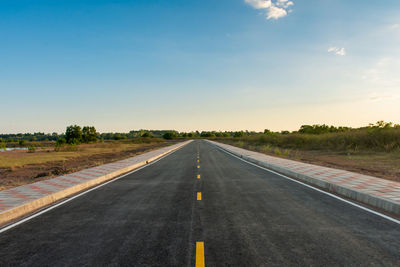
0, 139, 171, 190
0, 141, 164, 168
219, 139, 400, 182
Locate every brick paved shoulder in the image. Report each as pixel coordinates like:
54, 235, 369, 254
208, 140, 400, 215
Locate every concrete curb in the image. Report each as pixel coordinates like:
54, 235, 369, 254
0, 140, 192, 226
207, 140, 400, 215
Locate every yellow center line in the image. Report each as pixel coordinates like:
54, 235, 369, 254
197, 159, 200, 163
197, 174, 201, 179
196, 242, 205, 267
197, 192, 202, 200
197, 165, 200, 169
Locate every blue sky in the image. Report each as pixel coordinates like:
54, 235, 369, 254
1, 0, 400, 133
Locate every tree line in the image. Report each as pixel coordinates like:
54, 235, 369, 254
1, 121, 399, 145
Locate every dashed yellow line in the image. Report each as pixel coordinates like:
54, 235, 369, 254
197, 192, 202, 200
197, 165, 200, 169
196, 242, 205, 267
197, 174, 201, 179
197, 159, 200, 163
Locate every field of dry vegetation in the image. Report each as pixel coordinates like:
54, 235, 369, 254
216, 126, 400, 182
0, 138, 172, 190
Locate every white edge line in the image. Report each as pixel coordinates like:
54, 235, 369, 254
0, 144, 187, 234
213, 144, 400, 225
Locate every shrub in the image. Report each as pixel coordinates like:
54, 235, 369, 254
233, 131, 245, 138
28, 146, 36, 153
223, 126, 400, 152
56, 137, 66, 146
113, 134, 126, 140
163, 132, 177, 140
141, 132, 153, 138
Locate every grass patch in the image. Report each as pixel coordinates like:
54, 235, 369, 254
0, 140, 166, 168
218, 138, 400, 182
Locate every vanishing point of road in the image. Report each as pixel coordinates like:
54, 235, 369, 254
0, 140, 399, 266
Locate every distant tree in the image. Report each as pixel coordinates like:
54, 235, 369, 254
299, 124, 331, 134
65, 125, 82, 144
264, 129, 275, 135
56, 137, 66, 146
18, 140, 26, 146
113, 133, 123, 140
200, 131, 215, 137
163, 132, 176, 140
215, 132, 223, 137
141, 132, 153, 138
82, 126, 99, 143
370, 120, 393, 129
233, 131, 245, 138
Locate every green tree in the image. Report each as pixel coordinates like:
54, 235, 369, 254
141, 132, 153, 138
163, 132, 176, 140
222, 132, 230, 137
264, 129, 273, 135
233, 131, 245, 138
82, 126, 99, 143
65, 125, 82, 144
56, 137, 66, 146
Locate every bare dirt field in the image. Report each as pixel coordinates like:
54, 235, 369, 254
0, 140, 175, 190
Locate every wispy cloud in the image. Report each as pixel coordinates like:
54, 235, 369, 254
363, 57, 400, 87
328, 47, 346, 56
245, 0, 294, 20
368, 94, 396, 102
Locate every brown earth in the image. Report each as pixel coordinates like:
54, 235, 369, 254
0, 141, 175, 190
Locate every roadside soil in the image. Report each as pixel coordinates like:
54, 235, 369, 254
0, 141, 175, 190
218, 140, 400, 183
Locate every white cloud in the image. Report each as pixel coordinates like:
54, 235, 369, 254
267, 5, 287, 19
244, 0, 294, 20
276, 0, 294, 8
328, 47, 346, 56
245, 0, 271, 9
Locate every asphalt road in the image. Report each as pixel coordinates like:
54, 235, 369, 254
0, 140, 399, 266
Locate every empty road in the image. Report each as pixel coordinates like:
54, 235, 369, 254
0, 140, 399, 266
